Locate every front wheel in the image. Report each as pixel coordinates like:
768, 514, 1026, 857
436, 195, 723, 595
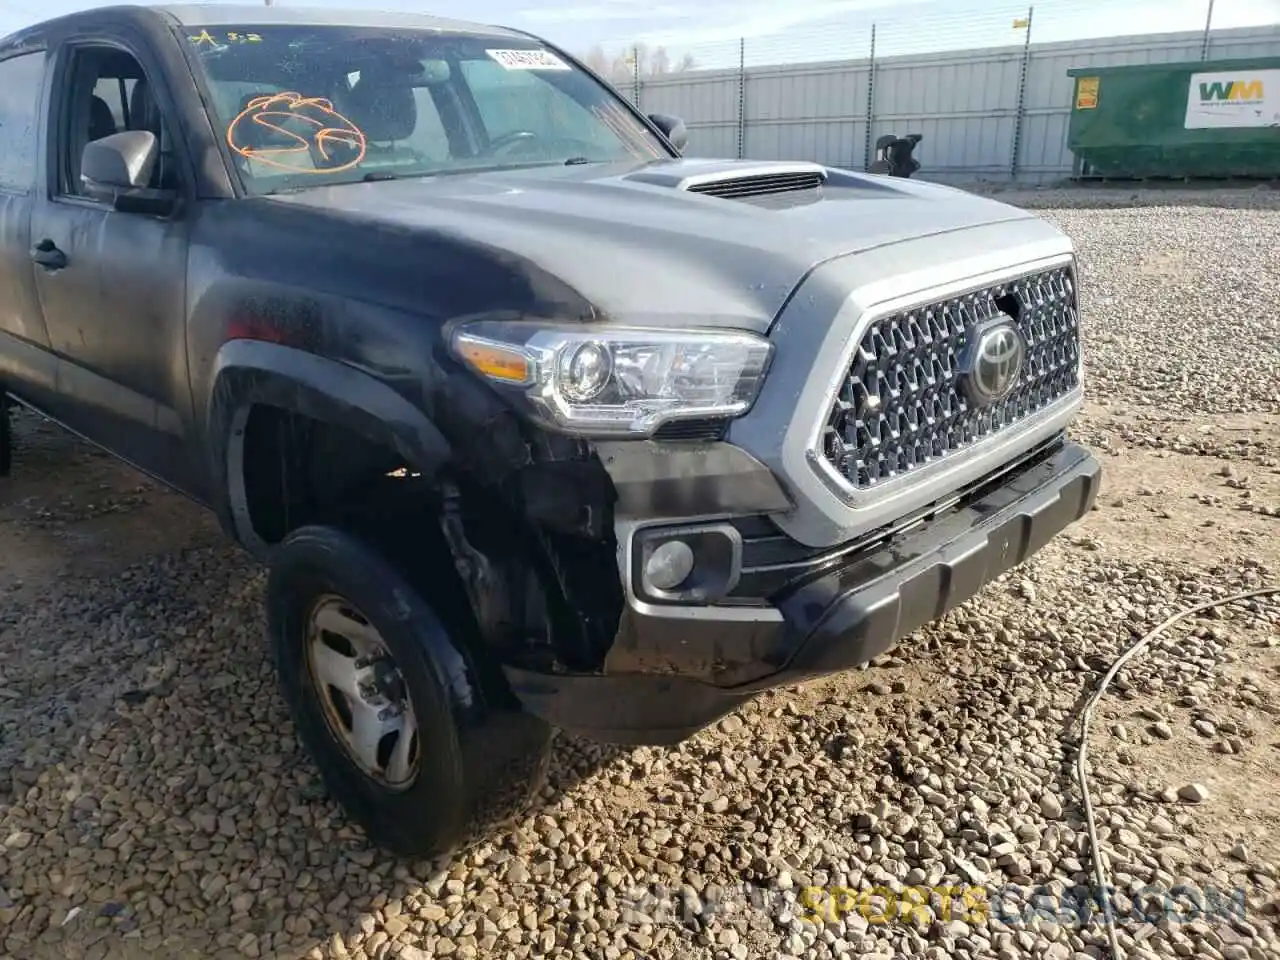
265, 524, 552, 859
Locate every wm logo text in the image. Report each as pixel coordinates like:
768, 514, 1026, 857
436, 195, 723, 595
1199, 79, 1265, 101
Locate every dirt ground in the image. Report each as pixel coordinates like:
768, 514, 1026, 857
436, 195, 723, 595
4, 394, 1278, 959
0, 416, 223, 596
2, 189, 1279, 960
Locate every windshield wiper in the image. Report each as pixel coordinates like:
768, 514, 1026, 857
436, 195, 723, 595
563, 157, 594, 166
362, 171, 398, 182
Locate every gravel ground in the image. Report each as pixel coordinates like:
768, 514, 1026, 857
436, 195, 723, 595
2, 184, 1280, 960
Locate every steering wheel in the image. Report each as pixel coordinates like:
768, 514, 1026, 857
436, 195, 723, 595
478, 130, 541, 157
477, 131, 604, 162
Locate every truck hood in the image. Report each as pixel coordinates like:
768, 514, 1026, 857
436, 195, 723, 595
267, 158, 1042, 332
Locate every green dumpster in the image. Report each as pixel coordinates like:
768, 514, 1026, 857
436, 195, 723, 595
1066, 57, 1280, 179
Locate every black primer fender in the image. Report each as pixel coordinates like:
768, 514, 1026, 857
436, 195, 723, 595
206, 338, 452, 555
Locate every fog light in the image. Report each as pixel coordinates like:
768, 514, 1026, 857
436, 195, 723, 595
644, 540, 695, 591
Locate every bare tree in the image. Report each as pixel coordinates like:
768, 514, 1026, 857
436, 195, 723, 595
580, 42, 697, 80
581, 44, 611, 75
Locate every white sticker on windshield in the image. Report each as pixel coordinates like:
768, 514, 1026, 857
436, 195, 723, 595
485, 48, 571, 71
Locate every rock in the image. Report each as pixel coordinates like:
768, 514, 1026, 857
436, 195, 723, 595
1177, 783, 1211, 803
953, 857, 987, 885
1148, 816, 1175, 835
1039, 795, 1064, 819
384, 917, 408, 938
419, 903, 447, 923
4, 831, 33, 850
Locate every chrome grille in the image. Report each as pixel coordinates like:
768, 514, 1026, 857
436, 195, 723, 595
819, 265, 1080, 490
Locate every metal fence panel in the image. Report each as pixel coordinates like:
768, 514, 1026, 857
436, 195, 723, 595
639, 70, 740, 158
871, 48, 1024, 176
1206, 27, 1280, 58
743, 62, 871, 165
630, 23, 1280, 181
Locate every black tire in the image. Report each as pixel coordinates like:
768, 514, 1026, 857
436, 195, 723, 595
266, 523, 553, 859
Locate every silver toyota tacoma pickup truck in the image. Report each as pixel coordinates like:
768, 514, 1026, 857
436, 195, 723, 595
0, 4, 1100, 857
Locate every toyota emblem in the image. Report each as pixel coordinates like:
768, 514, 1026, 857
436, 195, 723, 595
961, 320, 1026, 405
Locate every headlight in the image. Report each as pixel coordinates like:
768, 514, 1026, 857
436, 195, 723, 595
449, 320, 773, 437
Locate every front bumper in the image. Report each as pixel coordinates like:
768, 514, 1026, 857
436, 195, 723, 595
504, 439, 1100, 744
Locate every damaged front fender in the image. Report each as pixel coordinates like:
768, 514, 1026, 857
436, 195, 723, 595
205, 339, 454, 552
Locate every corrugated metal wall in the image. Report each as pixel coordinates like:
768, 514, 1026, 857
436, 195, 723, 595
633, 24, 1280, 181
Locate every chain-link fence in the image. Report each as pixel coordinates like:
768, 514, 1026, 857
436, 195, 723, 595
571, 0, 1280, 181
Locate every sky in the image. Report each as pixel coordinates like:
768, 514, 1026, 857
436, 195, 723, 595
1, 0, 1278, 68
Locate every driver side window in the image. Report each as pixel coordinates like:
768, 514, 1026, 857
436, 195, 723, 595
59, 46, 179, 199
459, 58, 604, 148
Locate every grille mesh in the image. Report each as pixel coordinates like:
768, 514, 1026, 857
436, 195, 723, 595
686, 171, 824, 200
819, 265, 1080, 490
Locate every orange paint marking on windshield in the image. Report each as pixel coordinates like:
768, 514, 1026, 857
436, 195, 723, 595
226, 92, 367, 174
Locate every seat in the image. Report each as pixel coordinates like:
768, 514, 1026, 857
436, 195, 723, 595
337, 70, 421, 170
67, 92, 118, 191
234, 92, 292, 151
127, 77, 163, 138
126, 77, 177, 190
88, 94, 117, 142
341, 71, 417, 143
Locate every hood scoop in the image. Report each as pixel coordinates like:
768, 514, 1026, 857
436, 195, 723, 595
625, 161, 828, 204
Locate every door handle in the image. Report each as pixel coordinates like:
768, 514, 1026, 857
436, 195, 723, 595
30, 239, 67, 270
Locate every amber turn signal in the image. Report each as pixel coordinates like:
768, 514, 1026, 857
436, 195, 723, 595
452, 333, 534, 385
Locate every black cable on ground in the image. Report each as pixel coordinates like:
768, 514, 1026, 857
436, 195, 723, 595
1076, 586, 1280, 960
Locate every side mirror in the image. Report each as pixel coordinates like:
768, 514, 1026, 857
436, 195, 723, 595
83, 130, 157, 192
81, 130, 178, 215
647, 112, 687, 153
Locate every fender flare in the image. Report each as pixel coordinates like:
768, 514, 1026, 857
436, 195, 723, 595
206, 339, 452, 556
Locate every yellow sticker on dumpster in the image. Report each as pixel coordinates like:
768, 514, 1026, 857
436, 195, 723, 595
1076, 77, 1100, 109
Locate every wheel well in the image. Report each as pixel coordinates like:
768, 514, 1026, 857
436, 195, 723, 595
239, 404, 407, 546
235, 404, 623, 673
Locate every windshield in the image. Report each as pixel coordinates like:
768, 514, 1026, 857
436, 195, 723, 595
181, 25, 672, 193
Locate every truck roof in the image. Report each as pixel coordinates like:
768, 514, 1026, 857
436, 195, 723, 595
154, 4, 525, 36
1, 4, 530, 47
